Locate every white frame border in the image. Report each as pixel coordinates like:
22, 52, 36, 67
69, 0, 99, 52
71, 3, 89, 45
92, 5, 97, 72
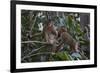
16, 4, 94, 69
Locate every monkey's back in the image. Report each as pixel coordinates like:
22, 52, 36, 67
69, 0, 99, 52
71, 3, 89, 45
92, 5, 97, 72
61, 32, 77, 50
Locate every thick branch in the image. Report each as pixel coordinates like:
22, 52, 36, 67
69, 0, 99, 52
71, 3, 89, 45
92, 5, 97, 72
22, 52, 54, 61
21, 41, 50, 44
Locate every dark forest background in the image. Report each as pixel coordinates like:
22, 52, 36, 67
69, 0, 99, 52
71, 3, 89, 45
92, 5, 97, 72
21, 10, 90, 63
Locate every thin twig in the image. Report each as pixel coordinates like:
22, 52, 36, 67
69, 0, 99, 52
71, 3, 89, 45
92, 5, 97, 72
32, 32, 42, 37
29, 12, 38, 34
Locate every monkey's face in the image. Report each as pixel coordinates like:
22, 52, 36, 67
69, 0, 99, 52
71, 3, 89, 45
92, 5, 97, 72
47, 23, 53, 32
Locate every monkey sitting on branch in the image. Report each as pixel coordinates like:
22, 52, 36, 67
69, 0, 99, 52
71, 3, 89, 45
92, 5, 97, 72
57, 26, 79, 53
43, 20, 58, 52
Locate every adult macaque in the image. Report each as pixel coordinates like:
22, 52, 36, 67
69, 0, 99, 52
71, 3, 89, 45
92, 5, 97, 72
58, 26, 79, 52
43, 20, 58, 52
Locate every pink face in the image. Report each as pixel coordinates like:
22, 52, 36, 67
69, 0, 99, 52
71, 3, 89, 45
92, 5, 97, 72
47, 23, 54, 32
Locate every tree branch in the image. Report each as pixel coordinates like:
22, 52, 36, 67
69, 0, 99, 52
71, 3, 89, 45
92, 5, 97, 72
22, 52, 54, 61
22, 46, 46, 61
21, 41, 50, 44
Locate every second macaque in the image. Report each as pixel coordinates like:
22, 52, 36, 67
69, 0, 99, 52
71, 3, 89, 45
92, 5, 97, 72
43, 20, 58, 52
58, 26, 79, 52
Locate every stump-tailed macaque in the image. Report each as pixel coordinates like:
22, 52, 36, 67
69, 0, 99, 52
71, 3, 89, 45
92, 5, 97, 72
58, 26, 79, 52
43, 20, 58, 52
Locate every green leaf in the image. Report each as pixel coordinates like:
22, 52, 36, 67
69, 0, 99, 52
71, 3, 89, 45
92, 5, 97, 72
52, 51, 72, 61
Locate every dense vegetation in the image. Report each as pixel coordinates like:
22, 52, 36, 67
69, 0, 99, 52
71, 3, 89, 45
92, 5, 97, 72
21, 10, 90, 63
